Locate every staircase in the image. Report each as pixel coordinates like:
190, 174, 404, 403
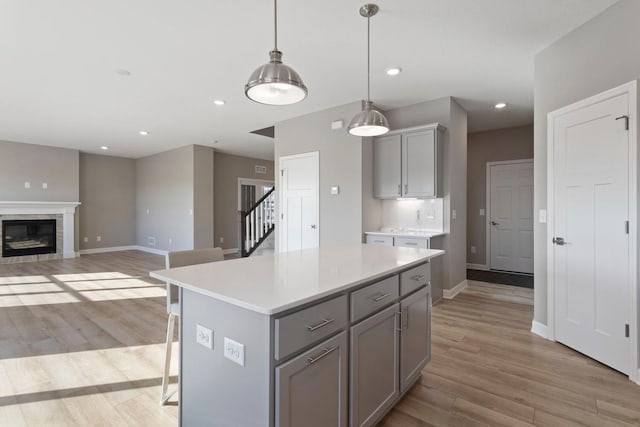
240, 187, 275, 257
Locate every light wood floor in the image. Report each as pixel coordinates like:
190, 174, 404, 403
1, 251, 638, 426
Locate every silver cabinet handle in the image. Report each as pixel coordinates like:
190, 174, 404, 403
306, 318, 335, 332
372, 293, 390, 302
396, 311, 403, 332
405, 242, 418, 246
404, 184, 408, 194
374, 240, 385, 243
411, 274, 425, 282
397, 308, 408, 330
397, 184, 401, 195
307, 346, 337, 364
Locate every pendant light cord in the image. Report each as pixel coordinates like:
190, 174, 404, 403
274, 0, 278, 50
367, 14, 370, 102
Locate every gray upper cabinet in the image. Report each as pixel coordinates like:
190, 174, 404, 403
276, 331, 348, 427
373, 134, 402, 198
400, 286, 431, 392
373, 124, 444, 199
350, 304, 400, 427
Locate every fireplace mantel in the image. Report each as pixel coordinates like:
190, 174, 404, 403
0, 201, 81, 259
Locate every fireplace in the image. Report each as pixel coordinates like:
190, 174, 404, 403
2, 219, 57, 258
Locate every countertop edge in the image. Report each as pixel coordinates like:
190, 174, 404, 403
364, 231, 448, 238
150, 250, 444, 316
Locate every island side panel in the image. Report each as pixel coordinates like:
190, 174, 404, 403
180, 288, 272, 427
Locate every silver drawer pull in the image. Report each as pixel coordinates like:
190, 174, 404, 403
306, 318, 335, 332
307, 346, 337, 364
372, 293, 390, 302
405, 242, 418, 246
374, 240, 385, 243
411, 274, 425, 282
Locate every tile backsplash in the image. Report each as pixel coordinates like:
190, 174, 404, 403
382, 198, 444, 231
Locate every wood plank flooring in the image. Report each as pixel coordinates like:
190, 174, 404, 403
1, 251, 638, 426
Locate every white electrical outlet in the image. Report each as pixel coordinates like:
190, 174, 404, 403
83, 237, 88, 243
189, 209, 193, 216
452, 209, 457, 220
330, 186, 340, 195
146, 208, 150, 215
220, 237, 224, 243
24, 182, 31, 189
148, 236, 156, 246
196, 324, 213, 350
42, 182, 48, 189
96, 236, 101, 242
331, 120, 343, 130
224, 337, 245, 366
471, 246, 476, 254
168, 237, 173, 245
539, 209, 547, 224
479, 208, 485, 216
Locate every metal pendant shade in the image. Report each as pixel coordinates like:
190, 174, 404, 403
245, 0, 307, 105
348, 4, 389, 137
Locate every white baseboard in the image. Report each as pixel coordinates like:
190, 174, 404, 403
79, 245, 138, 255
443, 280, 468, 299
636, 369, 640, 385
466, 263, 489, 271
135, 245, 169, 256
530, 320, 548, 339
223, 248, 239, 255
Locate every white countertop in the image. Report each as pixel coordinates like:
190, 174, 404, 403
365, 230, 447, 239
150, 244, 444, 315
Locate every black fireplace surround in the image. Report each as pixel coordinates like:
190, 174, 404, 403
2, 219, 57, 258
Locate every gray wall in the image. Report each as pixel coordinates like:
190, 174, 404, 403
136, 145, 195, 251
361, 138, 382, 235
467, 125, 533, 265
533, 0, 640, 328
275, 102, 363, 249
382, 97, 468, 290
214, 152, 275, 251
193, 145, 215, 249
79, 153, 136, 250
0, 140, 79, 202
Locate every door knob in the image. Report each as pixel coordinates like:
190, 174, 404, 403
552, 237, 566, 246
490, 221, 499, 226
310, 224, 317, 229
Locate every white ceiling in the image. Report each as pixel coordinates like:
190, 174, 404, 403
0, 0, 619, 160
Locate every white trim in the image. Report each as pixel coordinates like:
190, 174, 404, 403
223, 248, 239, 255
442, 280, 468, 299
530, 320, 548, 339
79, 246, 138, 255
547, 80, 638, 382
466, 263, 489, 271
485, 159, 533, 273
135, 245, 169, 256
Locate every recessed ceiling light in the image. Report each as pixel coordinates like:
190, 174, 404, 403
386, 67, 402, 76
494, 102, 507, 109
213, 99, 226, 106
139, 130, 149, 136
100, 146, 109, 150
115, 69, 131, 76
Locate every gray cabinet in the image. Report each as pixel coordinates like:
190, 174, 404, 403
400, 287, 431, 392
373, 124, 444, 199
350, 304, 400, 427
276, 331, 348, 427
373, 134, 402, 198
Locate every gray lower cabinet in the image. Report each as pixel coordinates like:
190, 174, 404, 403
400, 287, 431, 392
276, 331, 348, 427
350, 304, 400, 427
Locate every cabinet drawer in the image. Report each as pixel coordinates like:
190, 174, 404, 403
400, 263, 430, 296
365, 235, 394, 246
394, 237, 429, 249
275, 295, 348, 360
350, 276, 399, 322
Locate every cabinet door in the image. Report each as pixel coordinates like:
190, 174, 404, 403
350, 304, 400, 427
373, 134, 402, 198
400, 287, 431, 392
365, 235, 394, 246
402, 129, 437, 198
276, 332, 348, 427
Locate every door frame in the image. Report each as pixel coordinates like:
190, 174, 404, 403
277, 151, 320, 252
546, 80, 638, 384
485, 158, 534, 273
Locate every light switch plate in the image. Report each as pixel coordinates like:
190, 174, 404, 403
331, 120, 343, 130
539, 209, 547, 223
479, 208, 485, 216
196, 324, 213, 350
330, 185, 340, 195
224, 337, 245, 366
452, 209, 457, 220
42, 182, 48, 189
24, 182, 30, 189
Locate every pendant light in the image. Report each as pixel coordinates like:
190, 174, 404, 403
245, 0, 308, 105
348, 4, 389, 137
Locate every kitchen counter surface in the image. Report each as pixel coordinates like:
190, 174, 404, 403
151, 244, 444, 315
365, 230, 448, 239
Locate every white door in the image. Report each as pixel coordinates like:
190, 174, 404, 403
552, 92, 630, 374
279, 152, 319, 252
488, 161, 534, 273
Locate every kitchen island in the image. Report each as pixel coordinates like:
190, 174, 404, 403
151, 244, 444, 427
